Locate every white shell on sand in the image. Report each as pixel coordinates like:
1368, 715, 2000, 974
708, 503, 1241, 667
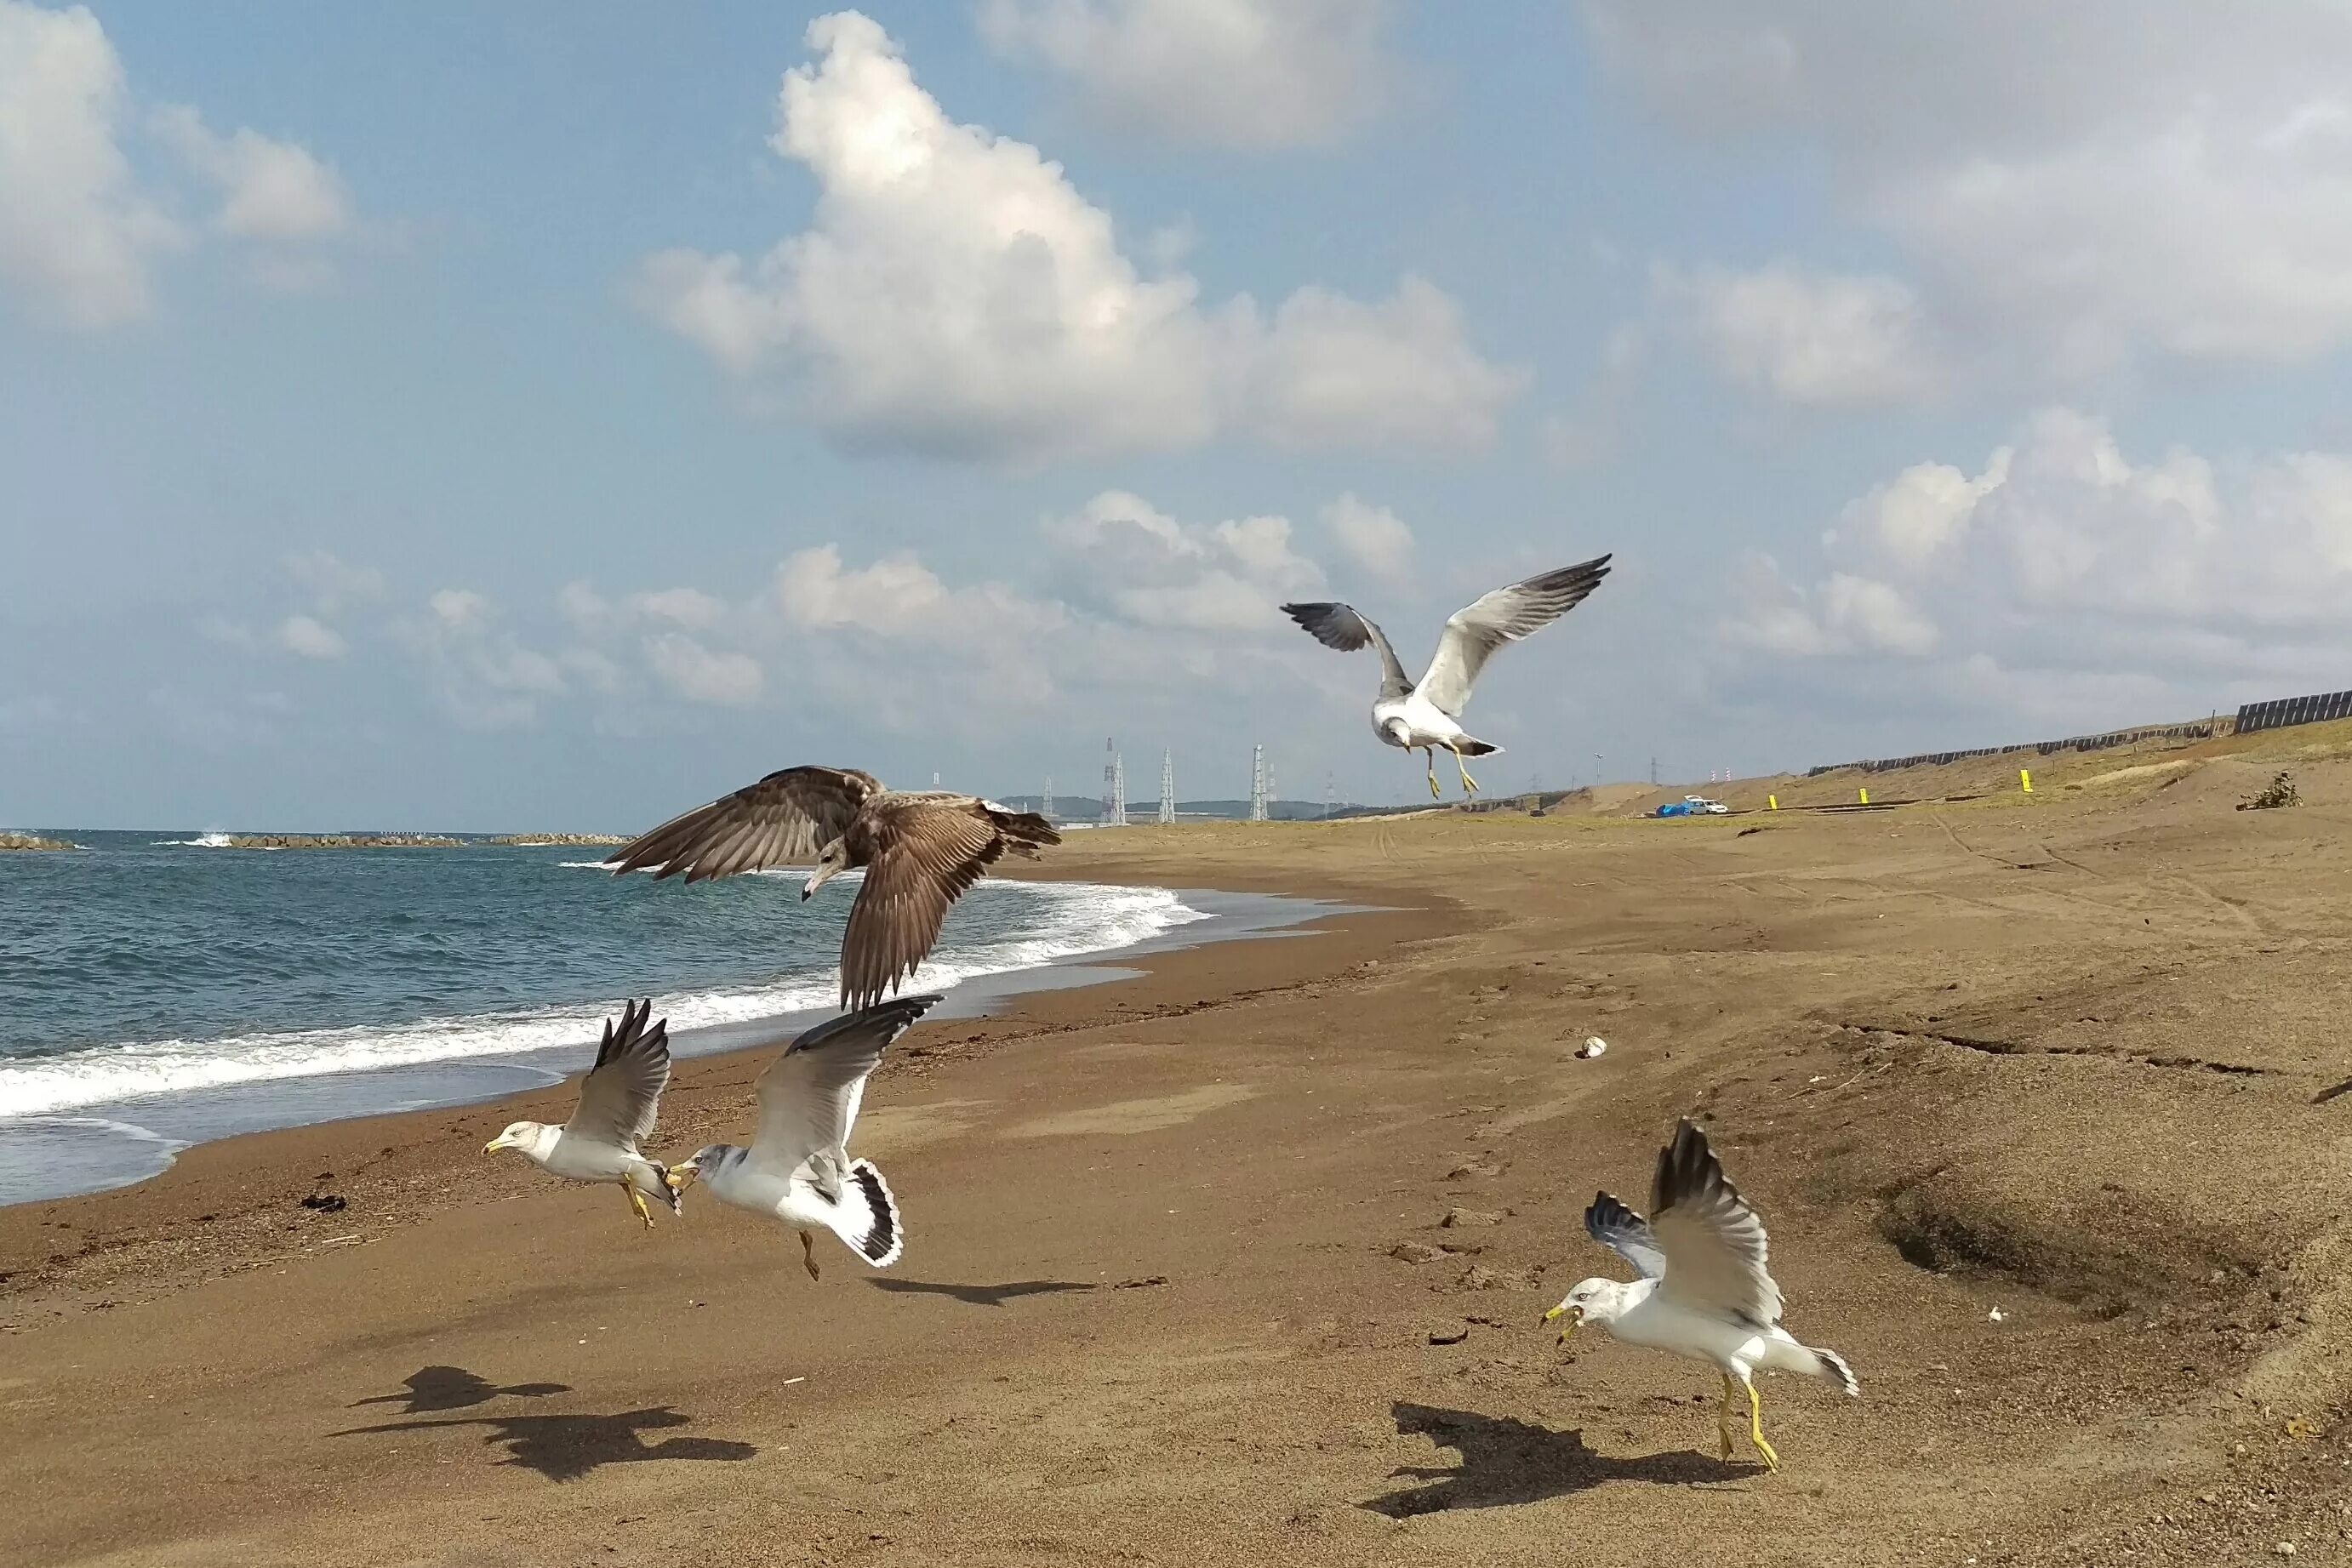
1577, 1036, 1608, 1059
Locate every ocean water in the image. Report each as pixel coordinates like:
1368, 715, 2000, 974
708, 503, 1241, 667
0, 830, 1237, 1205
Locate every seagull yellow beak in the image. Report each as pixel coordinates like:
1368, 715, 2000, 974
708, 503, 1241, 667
665, 1162, 699, 1192
1542, 1303, 1583, 1343
482, 1136, 506, 1154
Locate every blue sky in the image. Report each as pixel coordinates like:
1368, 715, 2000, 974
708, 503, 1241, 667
6, 1, 2352, 829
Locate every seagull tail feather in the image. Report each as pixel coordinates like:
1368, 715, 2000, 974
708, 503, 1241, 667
1452, 736, 1501, 757
1810, 1345, 1859, 1396
830, 1159, 904, 1268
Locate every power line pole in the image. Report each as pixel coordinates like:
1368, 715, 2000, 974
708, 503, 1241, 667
1042, 774, 1054, 821
1104, 737, 1126, 827
1158, 749, 1175, 825
1248, 744, 1268, 822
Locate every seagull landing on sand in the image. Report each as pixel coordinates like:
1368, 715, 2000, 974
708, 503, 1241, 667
1282, 556, 1610, 799
483, 999, 684, 1229
667, 995, 940, 1281
1543, 1119, 1856, 1472
607, 767, 1059, 1011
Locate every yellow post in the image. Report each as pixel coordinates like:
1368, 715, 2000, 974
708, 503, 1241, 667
2019, 768, 2033, 794
1858, 786, 1870, 806
1767, 794, 1778, 811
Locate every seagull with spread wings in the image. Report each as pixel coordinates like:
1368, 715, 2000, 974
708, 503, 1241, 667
607, 767, 1059, 1011
1281, 555, 1610, 799
1542, 1119, 1857, 1471
666, 994, 939, 1280
482, 998, 683, 1229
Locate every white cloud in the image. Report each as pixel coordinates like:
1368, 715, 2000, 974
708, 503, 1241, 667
1321, 493, 1414, 583
1725, 409, 2352, 719
1244, 278, 1527, 450
642, 632, 762, 707
428, 588, 491, 630
0, 0, 182, 328
283, 550, 384, 613
401, 590, 565, 728
275, 613, 347, 660
1661, 264, 1939, 406
978, 0, 1396, 150
627, 587, 729, 631
0, 2, 358, 326
635, 11, 1519, 465
1043, 488, 1323, 633
151, 105, 351, 242
1833, 449, 2014, 570
1586, 2, 2352, 374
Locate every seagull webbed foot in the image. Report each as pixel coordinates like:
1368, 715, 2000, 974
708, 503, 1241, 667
800, 1229, 821, 1282
625, 1183, 654, 1229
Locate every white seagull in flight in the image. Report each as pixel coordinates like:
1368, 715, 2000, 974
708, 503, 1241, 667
1282, 555, 1610, 799
668, 994, 940, 1281
1544, 1119, 1857, 1472
483, 999, 684, 1229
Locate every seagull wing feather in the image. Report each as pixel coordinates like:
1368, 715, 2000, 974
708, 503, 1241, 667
1415, 556, 1611, 719
1279, 602, 1413, 702
563, 999, 670, 1151
746, 995, 942, 1183
838, 800, 1004, 1011
1584, 1190, 1669, 1279
605, 766, 882, 882
1647, 1119, 1784, 1328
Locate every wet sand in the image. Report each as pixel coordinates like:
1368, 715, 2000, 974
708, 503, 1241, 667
5, 741, 2352, 1565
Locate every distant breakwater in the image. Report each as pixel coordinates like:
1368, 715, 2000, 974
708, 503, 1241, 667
191, 832, 629, 851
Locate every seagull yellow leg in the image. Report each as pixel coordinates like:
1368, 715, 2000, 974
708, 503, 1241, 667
1717, 1372, 1739, 1461
1424, 749, 1441, 799
1450, 745, 1479, 795
799, 1229, 821, 1282
624, 1182, 654, 1229
1745, 1379, 1781, 1472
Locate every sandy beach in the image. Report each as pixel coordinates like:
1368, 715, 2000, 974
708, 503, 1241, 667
7, 734, 2352, 1566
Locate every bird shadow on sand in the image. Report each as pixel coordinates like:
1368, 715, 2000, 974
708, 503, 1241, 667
333, 1382, 756, 1484
348, 1366, 572, 1415
866, 1278, 1099, 1308
1362, 1402, 1750, 1517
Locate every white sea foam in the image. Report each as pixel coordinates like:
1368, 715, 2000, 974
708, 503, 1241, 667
0, 881, 1206, 1120
154, 831, 237, 847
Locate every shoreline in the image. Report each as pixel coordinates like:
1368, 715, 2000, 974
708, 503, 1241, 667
0, 858, 1436, 1326
0, 882, 1372, 1210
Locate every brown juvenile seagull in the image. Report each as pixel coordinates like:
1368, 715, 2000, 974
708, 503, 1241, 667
608, 767, 1059, 1010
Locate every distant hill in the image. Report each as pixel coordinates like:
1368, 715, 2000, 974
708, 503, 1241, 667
995, 796, 1350, 823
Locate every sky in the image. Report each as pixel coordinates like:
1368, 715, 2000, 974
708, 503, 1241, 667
6, 1, 2352, 830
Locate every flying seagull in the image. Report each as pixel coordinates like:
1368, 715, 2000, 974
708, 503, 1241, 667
1542, 1119, 1856, 1472
607, 767, 1059, 1011
1282, 556, 1610, 799
666, 994, 940, 1280
483, 998, 684, 1229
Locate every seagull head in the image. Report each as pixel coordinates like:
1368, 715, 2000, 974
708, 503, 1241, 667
483, 1120, 551, 1158
1541, 1278, 1620, 1343
665, 1145, 728, 1191
1382, 716, 1413, 747
803, 840, 851, 900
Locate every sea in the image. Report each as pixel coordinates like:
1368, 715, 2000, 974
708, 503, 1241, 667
0, 830, 1323, 1206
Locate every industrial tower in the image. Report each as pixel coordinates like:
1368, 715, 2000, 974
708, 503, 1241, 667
1248, 745, 1268, 822
1158, 750, 1175, 824
1104, 737, 1127, 827
1042, 775, 1054, 821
